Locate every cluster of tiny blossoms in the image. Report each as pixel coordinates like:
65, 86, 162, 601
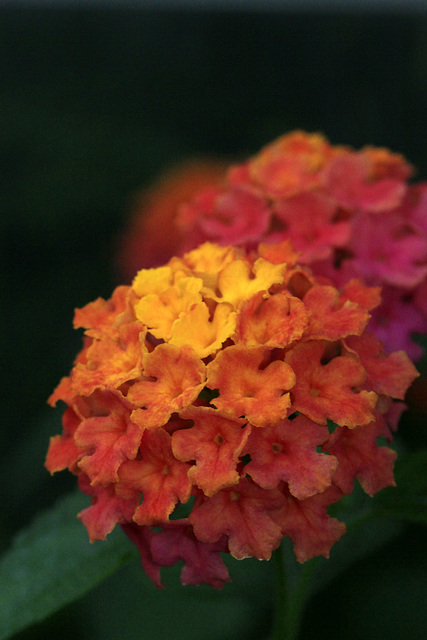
120, 131, 427, 359
46, 241, 418, 588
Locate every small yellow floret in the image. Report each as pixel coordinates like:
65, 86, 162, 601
170, 301, 237, 358
215, 258, 287, 308
132, 266, 174, 297
134, 276, 203, 340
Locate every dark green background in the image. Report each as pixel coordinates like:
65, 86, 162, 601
1, 6, 427, 639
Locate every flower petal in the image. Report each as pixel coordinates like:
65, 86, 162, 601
134, 276, 203, 340
190, 477, 284, 560
71, 322, 146, 396
285, 341, 377, 427
324, 153, 406, 212
207, 345, 296, 427
78, 474, 138, 541
75, 390, 143, 486
215, 257, 287, 308
235, 291, 310, 348
128, 343, 206, 429
244, 414, 337, 499
273, 485, 346, 562
172, 406, 250, 497
184, 186, 271, 246
303, 284, 370, 341
150, 520, 230, 589
74, 286, 131, 338
169, 301, 237, 358
45, 406, 83, 474
117, 429, 192, 525
273, 192, 350, 262
345, 332, 419, 399
323, 416, 397, 496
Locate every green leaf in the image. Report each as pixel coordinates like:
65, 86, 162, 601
0, 491, 138, 640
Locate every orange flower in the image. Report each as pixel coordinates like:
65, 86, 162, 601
206, 346, 296, 428
116, 429, 192, 526
78, 474, 139, 542
248, 130, 342, 197
235, 291, 310, 348
243, 414, 337, 499
285, 341, 377, 427
172, 406, 250, 497
71, 322, 145, 397
302, 284, 371, 341
190, 477, 285, 561
73, 391, 143, 486
127, 343, 206, 430
47, 241, 418, 588
45, 405, 83, 474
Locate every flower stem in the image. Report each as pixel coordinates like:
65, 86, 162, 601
271, 540, 320, 640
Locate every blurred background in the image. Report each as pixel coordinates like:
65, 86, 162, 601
1, 2, 427, 639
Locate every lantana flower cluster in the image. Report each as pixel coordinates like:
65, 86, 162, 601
120, 132, 427, 360
47, 241, 418, 588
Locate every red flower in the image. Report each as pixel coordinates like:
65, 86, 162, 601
285, 341, 377, 428
272, 485, 346, 563
323, 414, 397, 496
116, 429, 192, 526
243, 415, 337, 500
190, 478, 285, 561
172, 406, 250, 497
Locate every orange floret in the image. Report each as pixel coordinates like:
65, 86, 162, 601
214, 257, 287, 308
78, 474, 140, 542
74, 390, 143, 486
235, 291, 310, 348
127, 343, 206, 430
248, 130, 342, 197
71, 322, 146, 396
344, 332, 419, 399
243, 415, 337, 500
172, 406, 250, 497
272, 485, 346, 562
323, 414, 397, 496
302, 284, 371, 341
285, 341, 377, 427
74, 286, 131, 339
168, 301, 237, 358
207, 346, 296, 428
116, 429, 192, 526
190, 477, 285, 560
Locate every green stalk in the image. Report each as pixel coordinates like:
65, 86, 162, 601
271, 541, 320, 640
